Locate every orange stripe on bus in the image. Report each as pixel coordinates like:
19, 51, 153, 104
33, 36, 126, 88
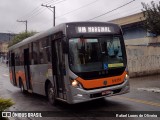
16, 71, 26, 85
76, 71, 126, 89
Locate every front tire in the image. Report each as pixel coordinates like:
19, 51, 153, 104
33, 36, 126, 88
47, 83, 57, 105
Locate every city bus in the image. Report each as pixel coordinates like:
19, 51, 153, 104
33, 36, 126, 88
9, 22, 129, 104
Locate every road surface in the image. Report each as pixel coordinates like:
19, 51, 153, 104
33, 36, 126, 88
0, 65, 160, 120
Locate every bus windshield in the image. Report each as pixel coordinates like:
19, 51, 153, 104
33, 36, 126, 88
69, 36, 124, 73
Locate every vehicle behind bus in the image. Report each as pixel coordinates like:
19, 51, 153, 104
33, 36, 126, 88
9, 22, 129, 104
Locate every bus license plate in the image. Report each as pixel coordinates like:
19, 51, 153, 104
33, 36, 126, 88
102, 90, 113, 96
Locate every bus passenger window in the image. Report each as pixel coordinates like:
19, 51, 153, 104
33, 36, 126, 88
33, 42, 39, 64
39, 39, 49, 64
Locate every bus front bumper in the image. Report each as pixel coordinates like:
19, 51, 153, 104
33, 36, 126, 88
68, 79, 129, 104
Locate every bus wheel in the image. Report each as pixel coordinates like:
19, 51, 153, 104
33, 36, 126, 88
47, 83, 56, 105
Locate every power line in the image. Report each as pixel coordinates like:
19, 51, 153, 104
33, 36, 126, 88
103, 0, 154, 22
13, 8, 46, 33
26, 0, 66, 21
101, 5, 143, 22
56, 0, 99, 19
40, 0, 67, 27
17, 0, 64, 22
43, 0, 55, 4
19, 6, 42, 20
27, 7, 46, 20
9, 4, 42, 33
10, 0, 65, 33
46, 0, 66, 5
43, 0, 60, 5
106, 9, 141, 22
88, 0, 136, 21
41, 4, 55, 26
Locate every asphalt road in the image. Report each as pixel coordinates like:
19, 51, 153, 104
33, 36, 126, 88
0, 65, 160, 120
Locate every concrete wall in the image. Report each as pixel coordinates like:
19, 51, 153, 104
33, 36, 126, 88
126, 45, 160, 77
125, 36, 160, 46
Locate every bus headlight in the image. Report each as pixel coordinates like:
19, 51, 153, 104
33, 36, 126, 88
71, 79, 82, 88
125, 74, 129, 81
72, 80, 78, 87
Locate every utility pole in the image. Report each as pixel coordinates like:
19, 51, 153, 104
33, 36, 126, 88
17, 20, 28, 33
41, 4, 55, 27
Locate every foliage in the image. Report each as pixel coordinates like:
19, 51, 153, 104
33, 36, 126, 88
8, 31, 37, 47
141, 1, 160, 36
0, 98, 14, 119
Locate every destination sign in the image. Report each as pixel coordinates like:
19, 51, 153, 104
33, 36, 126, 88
76, 26, 113, 33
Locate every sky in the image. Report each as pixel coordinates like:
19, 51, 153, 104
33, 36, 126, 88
0, 0, 159, 34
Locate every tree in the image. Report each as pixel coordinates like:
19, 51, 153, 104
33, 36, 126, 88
8, 31, 37, 47
141, 1, 160, 36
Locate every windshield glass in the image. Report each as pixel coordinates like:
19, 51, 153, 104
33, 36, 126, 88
69, 36, 124, 73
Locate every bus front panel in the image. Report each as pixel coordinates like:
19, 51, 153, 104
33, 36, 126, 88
65, 22, 129, 104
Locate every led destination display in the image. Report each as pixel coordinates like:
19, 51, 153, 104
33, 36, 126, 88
76, 26, 114, 33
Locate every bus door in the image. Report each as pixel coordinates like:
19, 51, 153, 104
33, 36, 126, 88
51, 39, 66, 100
11, 53, 17, 86
24, 48, 32, 91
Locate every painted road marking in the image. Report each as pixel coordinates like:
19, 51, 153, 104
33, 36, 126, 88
138, 88, 160, 93
115, 96, 160, 107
